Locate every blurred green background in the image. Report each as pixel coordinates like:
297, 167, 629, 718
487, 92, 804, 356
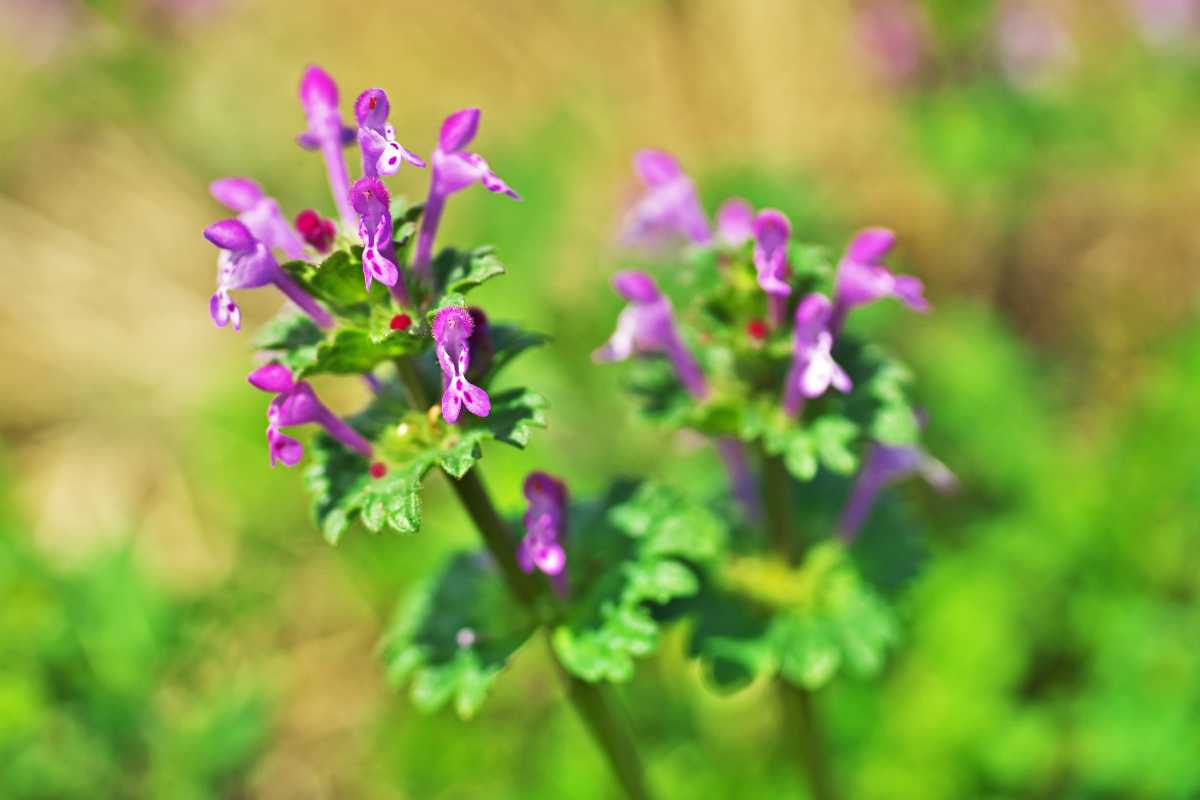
2, 0, 1199, 797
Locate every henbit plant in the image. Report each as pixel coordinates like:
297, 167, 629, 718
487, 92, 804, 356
602, 149, 953, 798
200, 66, 949, 800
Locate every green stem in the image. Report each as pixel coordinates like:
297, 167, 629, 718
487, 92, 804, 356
446, 469, 541, 605
395, 357, 652, 799
759, 449, 839, 800
447, 467, 652, 800
761, 452, 794, 562
547, 636, 653, 800
778, 681, 838, 800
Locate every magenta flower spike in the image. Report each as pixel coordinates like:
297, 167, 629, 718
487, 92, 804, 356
432, 306, 491, 424
248, 363, 373, 467
838, 440, 957, 542
354, 88, 425, 179
210, 177, 307, 261
753, 209, 793, 327
413, 108, 520, 282
830, 227, 928, 334
716, 198, 754, 248
350, 177, 408, 305
594, 271, 708, 399
518, 471, 569, 595
783, 293, 852, 417
619, 150, 712, 250
297, 65, 357, 232
203, 219, 332, 331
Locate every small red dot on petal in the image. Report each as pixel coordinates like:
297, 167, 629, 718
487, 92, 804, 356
747, 320, 768, 340
369, 462, 387, 479
390, 313, 412, 331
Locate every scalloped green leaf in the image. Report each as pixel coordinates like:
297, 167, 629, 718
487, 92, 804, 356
305, 431, 436, 544
382, 552, 536, 719
690, 543, 899, 692
483, 324, 550, 382
551, 483, 729, 684
433, 246, 507, 295
254, 313, 324, 374
281, 249, 386, 318
294, 326, 427, 379
812, 416, 859, 475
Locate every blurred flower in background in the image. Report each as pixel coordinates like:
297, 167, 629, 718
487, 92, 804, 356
1130, 0, 1200, 46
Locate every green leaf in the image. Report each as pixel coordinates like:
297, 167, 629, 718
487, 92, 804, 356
281, 249, 384, 318
253, 313, 323, 374
812, 416, 859, 475
433, 246, 507, 295
551, 482, 730, 683
696, 543, 900, 691
305, 429, 435, 543
381, 552, 536, 719
295, 326, 427, 378
782, 429, 818, 482
473, 387, 549, 449
483, 324, 550, 382
427, 292, 467, 324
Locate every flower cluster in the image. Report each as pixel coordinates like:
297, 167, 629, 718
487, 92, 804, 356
201, 66, 954, 788
601, 150, 946, 538
201, 65, 531, 481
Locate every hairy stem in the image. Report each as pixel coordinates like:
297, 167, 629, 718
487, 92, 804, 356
396, 355, 652, 799
759, 450, 839, 800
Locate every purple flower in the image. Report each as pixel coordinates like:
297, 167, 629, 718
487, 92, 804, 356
248, 362, 373, 467
517, 471, 568, 593
210, 177, 307, 261
716, 198, 754, 247
413, 108, 520, 281
465, 306, 495, 382
830, 228, 928, 333
594, 271, 708, 399
619, 150, 712, 250
297, 65, 357, 232
857, 0, 929, 87
753, 209, 793, 327
203, 219, 332, 331
349, 177, 407, 304
432, 306, 491, 424
995, 0, 1073, 88
838, 440, 957, 541
715, 438, 761, 521
354, 88, 425, 179
783, 293, 852, 417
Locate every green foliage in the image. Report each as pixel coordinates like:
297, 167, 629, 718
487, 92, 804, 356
688, 543, 898, 693
305, 386, 547, 543
382, 553, 536, 719
552, 482, 728, 683
432, 246, 507, 295
0, 530, 267, 799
